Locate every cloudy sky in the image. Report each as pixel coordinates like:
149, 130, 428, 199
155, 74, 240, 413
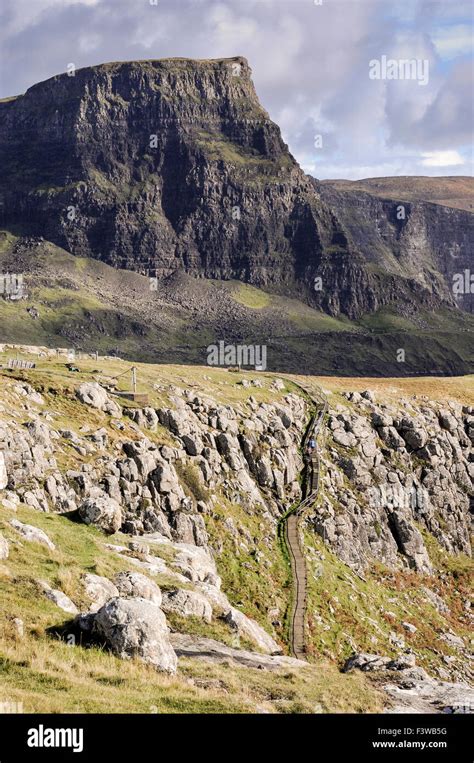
0, 0, 472, 179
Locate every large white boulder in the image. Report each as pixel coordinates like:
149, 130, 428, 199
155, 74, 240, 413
93, 597, 177, 673
78, 496, 122, 535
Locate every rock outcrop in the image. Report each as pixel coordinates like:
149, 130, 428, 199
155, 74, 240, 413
319, 179, 474, 315
9, 519, 55, 551
312, 391, 472, 573
161, 588, 212, 623
171, 633, 306, 671
78, 496, 123, 535
114, 571, 162, 605
344, 652, 474, 714
92, 596, 177, 673
0, 371, 471, 688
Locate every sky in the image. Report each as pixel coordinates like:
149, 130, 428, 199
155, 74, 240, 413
0, 0, 472, 179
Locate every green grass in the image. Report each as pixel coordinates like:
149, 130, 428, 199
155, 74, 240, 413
0, 503, 382, 714
303, 531, 472, 676
229, 282, 272, 309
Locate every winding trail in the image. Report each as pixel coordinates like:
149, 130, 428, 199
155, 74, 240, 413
283, 384, 327, 660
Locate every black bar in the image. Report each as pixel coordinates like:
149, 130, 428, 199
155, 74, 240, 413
0, 713, 470, 761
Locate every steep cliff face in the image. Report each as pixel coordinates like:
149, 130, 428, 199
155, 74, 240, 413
0, 58, 343, 292
0, 58, 467, 322
318, 180, 474, 314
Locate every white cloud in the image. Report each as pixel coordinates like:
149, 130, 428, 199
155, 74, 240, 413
0, 0, 471, 180
0, 0, 100, 37
421, 150, 464, 167
432, 25, 473, 59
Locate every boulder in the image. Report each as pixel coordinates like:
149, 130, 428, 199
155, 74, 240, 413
93, 597, 177, 673
332, 429, 357, 448
400, 427, 427, 450
389, 511, 432, 575
343, 653, 391, 672
38, 580, 79, 615
76, 382, 122, 417
114, 571, 162, 605
173, 545, 221, 587
9, 519, 55, 550
161, 588, 212, 623
0, 532, 9, 559
78, 496, 122, 535
82, 573, 119, 612
225, 608, 281, 654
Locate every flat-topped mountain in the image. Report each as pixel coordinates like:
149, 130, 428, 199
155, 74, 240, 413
0, 58, 347, 300
0, 59, 472, 373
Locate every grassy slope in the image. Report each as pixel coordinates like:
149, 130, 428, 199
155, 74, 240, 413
0, 503, 381, 714
1, 231, 473, 375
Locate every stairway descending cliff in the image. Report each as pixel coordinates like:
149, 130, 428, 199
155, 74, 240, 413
284, 384, 328, 659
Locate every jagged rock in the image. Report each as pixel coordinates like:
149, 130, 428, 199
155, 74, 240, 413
378, 426, 405, 450
224, 608, 281, 655
421, 586, 450, 614
1, 491, 19, 510
171, 633, 306, 671
82, 573, 119, 612
196, 582, 233, 616
114, 571, 162, 605
78, 496, 122, 535
387, 653, 417, 670
9, 519, 55, 550
76, 382, 122, 417
124, 407, 159, 431
390, 631, 406, 649
332, 429, 357, 448
371, 411, 393, 428
173, 544, 221, 587
0, 532, 9, 559
38, 580, 79, 615
92, 597, 177, 673
399, 424, 428, 450
441, 632, 465, 650
439, 411, 458, 433
384, 676, 474, 714
344, 650, 474, 713
161, 588, 212, 623
388, 511, 432, 575
343, 653, 392, 672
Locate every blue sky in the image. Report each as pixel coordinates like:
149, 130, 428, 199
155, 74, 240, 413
0, 0, 472, 179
